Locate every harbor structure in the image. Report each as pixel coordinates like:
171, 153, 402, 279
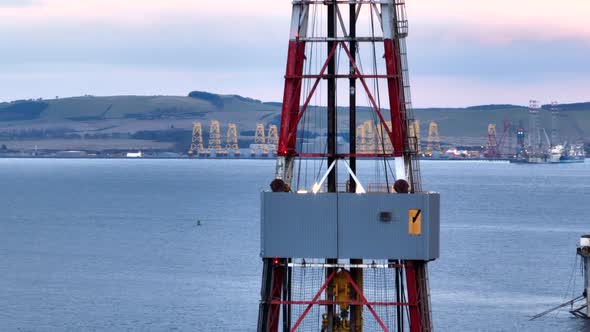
574, 235, 590, 318
257, 1, 440, 331
510, 100, 585, 164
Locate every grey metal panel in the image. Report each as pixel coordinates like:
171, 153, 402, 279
427, 193, 441, 259
260, 192, 440, 260
337, 193, 439, 260
260, 192, 337, 258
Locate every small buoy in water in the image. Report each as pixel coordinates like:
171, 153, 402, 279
197, 220, 201, 226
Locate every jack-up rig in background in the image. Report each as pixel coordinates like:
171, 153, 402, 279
258, 1, 440, 331
188, 121, 279, 158
424, 121, 440, 157
510, 100, 585, 164
357, 120, 419, 155
483, 121, 512, 159
227, 124, 240, 157
250, 124, 279, 157
188, 122, 205, 157
187, 121, 241, 157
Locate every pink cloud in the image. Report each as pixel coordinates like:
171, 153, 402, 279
0, 0, 290, 22
2, 1, 587, 44
407, 0, 590, 44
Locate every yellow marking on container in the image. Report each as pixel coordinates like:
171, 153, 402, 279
408, 209, 422, 236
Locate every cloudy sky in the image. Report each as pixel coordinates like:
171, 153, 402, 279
0, 0, 588, 107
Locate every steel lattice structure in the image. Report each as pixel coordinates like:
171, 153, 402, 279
258, 2, 436, 331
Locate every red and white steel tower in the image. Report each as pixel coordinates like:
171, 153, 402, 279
258, 1, 439, 331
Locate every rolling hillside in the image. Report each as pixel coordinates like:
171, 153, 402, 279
0, 91, 588, 153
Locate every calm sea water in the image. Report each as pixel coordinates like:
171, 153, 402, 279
0, 158, 589, 331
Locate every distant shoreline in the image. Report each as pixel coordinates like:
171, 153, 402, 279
0, 155, 516, 162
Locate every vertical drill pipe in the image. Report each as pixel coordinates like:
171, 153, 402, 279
349, 4, 363, 332
326, 4, 338, 331
327, 1, 337, 192
349, 3, 357, 194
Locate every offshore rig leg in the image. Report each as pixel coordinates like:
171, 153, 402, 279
257, 258, 285, 332
405, 260, 432, 332
257, 258, 273, 332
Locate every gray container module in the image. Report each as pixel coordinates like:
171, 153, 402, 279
260, 192, 440, 260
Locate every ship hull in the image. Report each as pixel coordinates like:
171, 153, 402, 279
560, 157, 585, 163
509, 156, 550, 164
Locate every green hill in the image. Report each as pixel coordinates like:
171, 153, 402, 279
0, 92, 588, 153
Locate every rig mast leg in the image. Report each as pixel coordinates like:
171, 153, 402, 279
257, 258, 286, 332
405, 261, 432, 332
349, 6, 363, 330
275, 2, 308, 184
325, 2, 338, 331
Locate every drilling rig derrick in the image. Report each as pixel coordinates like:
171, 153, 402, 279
258, 1, 440, 331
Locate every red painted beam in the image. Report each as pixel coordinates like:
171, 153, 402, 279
271, 300, 412, 306
404, 261, 422, 332
342, 269, 390, 332
279, 41, 399, 159
290, 270, 337, 332
268, 264, 285, 332
284, 42, 340, 151
383, 39, 405, 157
278, 39, 306, 157
297, 153, 396, 158
285, 74, 394, 79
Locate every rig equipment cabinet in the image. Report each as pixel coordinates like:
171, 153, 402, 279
260, 192, 440, 260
